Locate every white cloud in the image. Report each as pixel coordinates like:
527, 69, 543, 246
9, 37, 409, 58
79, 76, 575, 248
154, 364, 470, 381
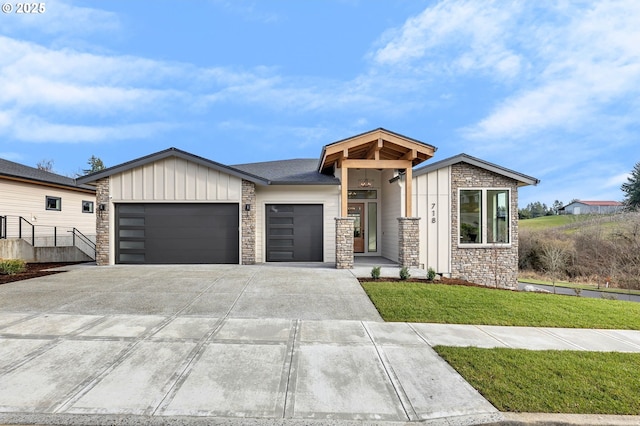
10, 115, 175, 143
463, 1, 640, 141
1, 0, 120, 38
372, 0, 524, 79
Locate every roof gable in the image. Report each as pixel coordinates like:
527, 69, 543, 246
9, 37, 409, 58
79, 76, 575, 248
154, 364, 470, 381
76, 148, 270, 186
414, 153, 540, 186
318, 128, 437, 174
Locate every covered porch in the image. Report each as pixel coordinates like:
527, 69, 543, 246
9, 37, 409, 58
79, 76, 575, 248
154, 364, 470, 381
318, 128, 436, 269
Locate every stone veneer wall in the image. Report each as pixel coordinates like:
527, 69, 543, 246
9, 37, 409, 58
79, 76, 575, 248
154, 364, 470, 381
398, 217, 420, 268
95, 177, 110, 266
241, 180, 256, 265
450, 163, 519, 288
335, 217, 354, 269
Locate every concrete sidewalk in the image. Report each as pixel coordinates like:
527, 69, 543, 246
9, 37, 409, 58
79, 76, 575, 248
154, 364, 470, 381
0, 315, 501, 425
2, 313, 640, 425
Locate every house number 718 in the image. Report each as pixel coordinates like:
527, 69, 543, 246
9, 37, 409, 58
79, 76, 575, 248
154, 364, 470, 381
431, 203, 436, 223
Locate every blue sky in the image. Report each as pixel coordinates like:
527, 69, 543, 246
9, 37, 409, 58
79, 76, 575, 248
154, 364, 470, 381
1, 0, 638, 207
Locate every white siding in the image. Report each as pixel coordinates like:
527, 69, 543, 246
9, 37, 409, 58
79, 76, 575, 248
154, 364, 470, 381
0, 179, 96, 239
254, 185, 340, 263
413, 167, 451, 275
110, 157, 242, 202
381, 169, 401, 261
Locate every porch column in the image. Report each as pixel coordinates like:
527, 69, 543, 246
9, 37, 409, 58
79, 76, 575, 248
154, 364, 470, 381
241, 180, 256, 265
95, 177, 110, 266
398, 217, 420, 268
335, 217, 355, 269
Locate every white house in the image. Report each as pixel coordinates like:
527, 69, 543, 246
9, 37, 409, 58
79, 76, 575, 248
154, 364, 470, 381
0, 158, 97, 261
77, 129, 539, 287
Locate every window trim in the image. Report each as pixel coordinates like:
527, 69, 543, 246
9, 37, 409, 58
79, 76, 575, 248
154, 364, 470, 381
458, 187, 512, 248
82, 200, 94, 214
45, 196, 62, 211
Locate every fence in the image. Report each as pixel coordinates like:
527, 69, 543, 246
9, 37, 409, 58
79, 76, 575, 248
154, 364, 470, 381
0, 215, 96, 260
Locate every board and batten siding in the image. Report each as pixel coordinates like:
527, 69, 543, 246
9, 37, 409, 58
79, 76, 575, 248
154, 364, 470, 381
0, 179, 96, 238
107, 157, 242, 265
254, 185, 339, 263
110, 157, 242, 202
413, 166, 451, 275
381, 169, 401, 261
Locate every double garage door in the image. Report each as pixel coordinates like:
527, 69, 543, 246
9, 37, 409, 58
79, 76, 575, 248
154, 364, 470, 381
115, 203, 323, 264
116, 203, 239, 264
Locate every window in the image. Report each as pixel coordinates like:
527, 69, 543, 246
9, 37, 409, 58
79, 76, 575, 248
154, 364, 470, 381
46, 196, 61, 211
459, 189, 510, 245
82, 201, 94, 213
348, 190, 377, 199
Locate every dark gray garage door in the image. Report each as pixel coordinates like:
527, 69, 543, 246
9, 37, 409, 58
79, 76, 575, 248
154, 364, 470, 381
116, 203, 239, 264
266, 204, 323, 262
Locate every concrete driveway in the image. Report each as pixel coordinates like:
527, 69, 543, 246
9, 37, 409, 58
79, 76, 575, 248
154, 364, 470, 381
0, 264, 500, 425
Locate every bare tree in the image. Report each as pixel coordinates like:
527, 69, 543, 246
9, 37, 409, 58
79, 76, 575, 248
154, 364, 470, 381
36, 159, 54, 172
540, 238, 572, 294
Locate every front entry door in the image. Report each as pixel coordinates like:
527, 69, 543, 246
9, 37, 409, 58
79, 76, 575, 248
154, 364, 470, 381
348, 203, 365, 253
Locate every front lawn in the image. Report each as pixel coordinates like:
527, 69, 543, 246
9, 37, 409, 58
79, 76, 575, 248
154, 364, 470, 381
361, 282, 640, 329
435, 346, 640, 415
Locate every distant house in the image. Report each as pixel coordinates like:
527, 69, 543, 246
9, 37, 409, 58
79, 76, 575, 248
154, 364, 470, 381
0, 158, 96, 261
559, 200, 624, 215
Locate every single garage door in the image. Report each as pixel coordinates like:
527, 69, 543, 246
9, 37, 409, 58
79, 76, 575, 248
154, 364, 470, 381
116, 203, 239, 264
266, 204, 323, 262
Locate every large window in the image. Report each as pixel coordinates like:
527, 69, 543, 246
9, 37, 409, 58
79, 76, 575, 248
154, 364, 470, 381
459, 189, 510, 245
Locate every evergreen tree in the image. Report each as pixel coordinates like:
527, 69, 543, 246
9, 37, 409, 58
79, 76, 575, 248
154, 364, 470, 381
621, 161, 640, 210
83, 155, 106, 174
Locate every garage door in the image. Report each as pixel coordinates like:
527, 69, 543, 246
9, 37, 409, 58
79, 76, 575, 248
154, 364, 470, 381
116, 203, 239, 264
266, 204, 323, 262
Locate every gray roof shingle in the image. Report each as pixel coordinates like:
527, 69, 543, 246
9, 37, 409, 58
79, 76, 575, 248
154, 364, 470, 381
232, 159, 339, 185
0, 158, 94, 191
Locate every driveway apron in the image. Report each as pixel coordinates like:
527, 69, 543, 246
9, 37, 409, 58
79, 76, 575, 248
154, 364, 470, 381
0, 264, 501, 425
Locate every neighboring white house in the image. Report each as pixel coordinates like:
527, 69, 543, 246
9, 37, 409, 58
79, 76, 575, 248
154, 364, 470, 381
559, 200, 624, 215
77, 128, 539, 287
0, 158, 96, 261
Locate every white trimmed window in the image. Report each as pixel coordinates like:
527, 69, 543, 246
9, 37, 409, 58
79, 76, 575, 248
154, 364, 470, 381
459, 188, 510, 245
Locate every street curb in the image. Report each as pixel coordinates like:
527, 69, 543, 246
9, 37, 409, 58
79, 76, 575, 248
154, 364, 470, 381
487, 412, 640, 426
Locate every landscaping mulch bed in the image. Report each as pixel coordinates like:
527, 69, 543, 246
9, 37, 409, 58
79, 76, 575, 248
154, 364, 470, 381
0, 262, 78, 285
358, 276, 482, 286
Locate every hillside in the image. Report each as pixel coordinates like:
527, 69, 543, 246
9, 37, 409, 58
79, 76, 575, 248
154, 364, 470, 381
519, 214, 627, 232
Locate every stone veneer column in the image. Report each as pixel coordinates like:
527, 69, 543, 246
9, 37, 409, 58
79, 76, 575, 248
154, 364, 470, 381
398, 217, 420, 268
335, 217, 355, 269
95, 177, 110, 266
241, 180, 256, 265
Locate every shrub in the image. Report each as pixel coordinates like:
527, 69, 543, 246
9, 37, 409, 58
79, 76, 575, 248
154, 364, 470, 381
399, 266, 411, 280
0, 259, 27, 275
427, 267, 437, 281
371, 266, 381, 280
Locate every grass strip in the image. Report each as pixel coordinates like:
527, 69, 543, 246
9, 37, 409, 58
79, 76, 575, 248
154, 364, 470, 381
518, 278, 640, 296
434, 347, 640, 415
361, 282, 640, 329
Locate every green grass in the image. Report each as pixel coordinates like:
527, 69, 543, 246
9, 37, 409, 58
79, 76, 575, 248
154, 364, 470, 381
361, 282, 640, 329
519, 215, 582, 230
435, 347, 640, 415
519, 214, 622, 233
